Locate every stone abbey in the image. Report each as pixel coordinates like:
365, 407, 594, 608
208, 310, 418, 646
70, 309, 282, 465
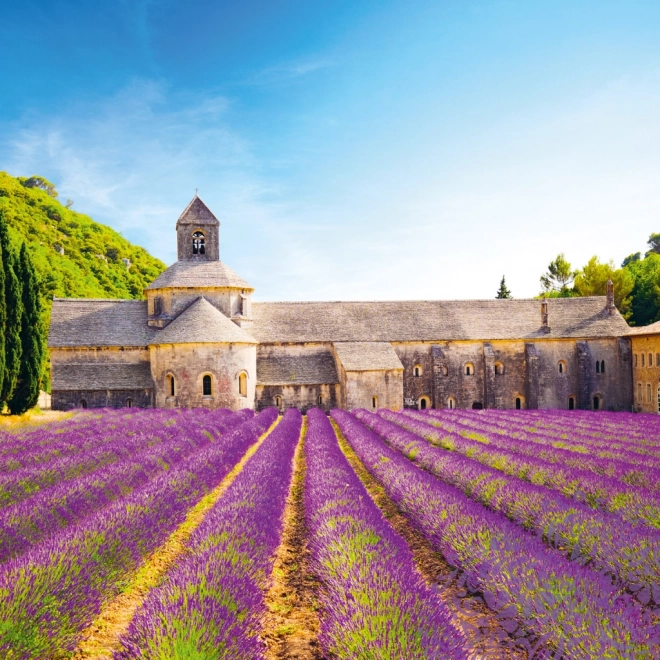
49, 196, 656, 413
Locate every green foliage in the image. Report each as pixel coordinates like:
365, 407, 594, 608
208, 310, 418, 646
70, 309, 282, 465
624, 253, 660, 326
495, 275, 512, 299
646, 232, 660, 256
573, 257, 633, 319
9, 244, 44, 414
0, 217, 5, 398
540, 254, 577, 296
0, 216, 23, 405
0, 172, 167, 394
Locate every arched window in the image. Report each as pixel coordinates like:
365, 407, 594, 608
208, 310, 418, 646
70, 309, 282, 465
447, 396, 456, 409
568, 396, 575, 410
80, 399, 87, 409
494, 362, 505, 375
372, 396, 378, 409
275, 395, 282, 410
634, 354, 638, 367
558, 360, 567, 374
413, 365, 422, 377
238, 372, 247, 397
638, 382, 643, 403
649, 353, 653, 367
203, 374, 212, 396
515, 397, 522, 410
600, 360, 605, 374
126, 398, 133, 408
642, 354, 645, 367
442, 365, 449, 376
192, 231, 205, 255
465, 363, 474, 376
596, 360, 600, 373
593, 394, 601, 410
418, 396, 430, 410
318, 393, 323, 406
647, 383, 652, 403
168, 374, 175, 397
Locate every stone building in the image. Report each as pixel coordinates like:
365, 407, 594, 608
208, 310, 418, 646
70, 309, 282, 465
49, 196, 636, 413
629, 321, 660, 413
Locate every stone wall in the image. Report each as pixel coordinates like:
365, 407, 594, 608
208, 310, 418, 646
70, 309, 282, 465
341, 370, 403, 411
631, 335, 660, 413
150, 342, 256, 410
52, 388, 153, 410
255, 383, 340, 413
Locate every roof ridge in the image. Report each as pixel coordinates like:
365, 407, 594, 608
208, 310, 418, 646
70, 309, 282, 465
252, 296, 609, 305
52, 297, 145, 303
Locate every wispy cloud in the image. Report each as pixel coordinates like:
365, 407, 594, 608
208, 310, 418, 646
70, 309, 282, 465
242, 57, 338, 87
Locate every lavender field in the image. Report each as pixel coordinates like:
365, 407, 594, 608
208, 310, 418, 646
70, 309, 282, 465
0, 407, 659, 659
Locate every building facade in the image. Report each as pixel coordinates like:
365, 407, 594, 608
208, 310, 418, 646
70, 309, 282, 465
49, 197, 637, 413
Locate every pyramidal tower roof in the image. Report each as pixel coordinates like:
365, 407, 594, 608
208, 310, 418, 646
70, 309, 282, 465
176, 194, 219, 227
151, 296, 257, 345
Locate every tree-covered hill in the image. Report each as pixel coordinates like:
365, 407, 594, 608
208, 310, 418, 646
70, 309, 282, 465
0, 172, 166, 303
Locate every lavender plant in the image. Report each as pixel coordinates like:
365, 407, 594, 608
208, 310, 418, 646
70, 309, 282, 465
117, 408, 302, 659
305, 408, 468, 659
333, 410, 660, 659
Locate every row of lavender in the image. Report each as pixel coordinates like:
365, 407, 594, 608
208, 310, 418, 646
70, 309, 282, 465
0, 408, 276, 658
334, 410, 660, 659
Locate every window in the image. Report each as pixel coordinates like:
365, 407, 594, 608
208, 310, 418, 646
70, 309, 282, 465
593, 394, 601, 410
600, 360, 605, 374
642, 354, 645, 367
372, 396, 378, 409
238, 372, 247, 397
192, 231, 205, 255
472, 401, 483, 410
596, 360, 600, 373
657, 354, 660, 367
515, 397, 522, 410
558, 360, 567, 374
657, 386, 660, 414
203, 374, 212, 396
275, 395, 282, 410
318, 393, 323, 406
413, 365, 422, 377
568, 396, 575, 410
638, 382, 643, 403
635, 354, 638, 367
494, 362, 505, 375
80, 399, 87, 409
447, 397, 456, 409
648, 383, 652, 403
442, 365, 449, 376
465, 363, 474, 376
418, 396, 430, 410
168, 374, 175, 397
125, 398, 133, 408
153, 296, 162, 316
650, 353, 654, 367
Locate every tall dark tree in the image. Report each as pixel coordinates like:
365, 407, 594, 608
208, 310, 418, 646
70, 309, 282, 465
8, 244, 44, 414
496, 275, 512, 299
0, 217, 23, 407
0, 213, 6, 399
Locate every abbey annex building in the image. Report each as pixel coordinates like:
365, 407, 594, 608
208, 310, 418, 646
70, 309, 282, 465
49, 196, 655, 414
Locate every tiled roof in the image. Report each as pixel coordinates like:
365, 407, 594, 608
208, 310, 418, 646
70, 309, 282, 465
334, 342, 404, 371
627, 320, 660, 336
250, 297, 631, 343
52, 363, 154, 390
49, 299, 154, 348
146, 260, 251, 290
257, 349, 338, 385
152, 297, 257, 345
176, 195, 219, 227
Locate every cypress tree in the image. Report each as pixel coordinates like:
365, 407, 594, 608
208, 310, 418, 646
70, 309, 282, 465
0, 212, 5, 400
9, 244, 44, 414
0, 216, 23, 408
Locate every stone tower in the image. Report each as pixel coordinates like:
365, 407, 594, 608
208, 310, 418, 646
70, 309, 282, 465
176, 194, 220, 261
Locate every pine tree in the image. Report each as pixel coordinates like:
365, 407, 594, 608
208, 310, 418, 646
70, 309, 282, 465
0, 216, 23, 407
8, 244, 44, 414
496, 275, 512, 299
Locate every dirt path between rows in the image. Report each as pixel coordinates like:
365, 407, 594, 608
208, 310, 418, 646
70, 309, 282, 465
263, 417, 324, 660
73, 416, 281, 660
331, 419, 529, 660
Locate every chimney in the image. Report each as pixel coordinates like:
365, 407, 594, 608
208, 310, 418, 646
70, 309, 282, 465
541, 298, 549, 330
606, 279, 615, 315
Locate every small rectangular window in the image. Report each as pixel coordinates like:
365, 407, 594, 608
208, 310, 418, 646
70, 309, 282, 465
648, 383, 652, 403
638, 383, 643, 402
642, 354, 645, 367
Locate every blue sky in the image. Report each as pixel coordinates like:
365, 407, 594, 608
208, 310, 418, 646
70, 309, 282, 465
2, 1, 660, 301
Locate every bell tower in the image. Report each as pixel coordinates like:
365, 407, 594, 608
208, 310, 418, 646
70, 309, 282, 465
176, 194, 220, 261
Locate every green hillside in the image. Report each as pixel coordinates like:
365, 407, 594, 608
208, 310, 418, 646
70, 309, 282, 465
0, 172, 166, 302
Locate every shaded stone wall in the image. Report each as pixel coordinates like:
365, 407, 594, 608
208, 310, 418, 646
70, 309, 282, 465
255, 383, 340, 413
52, 389, 153, 410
